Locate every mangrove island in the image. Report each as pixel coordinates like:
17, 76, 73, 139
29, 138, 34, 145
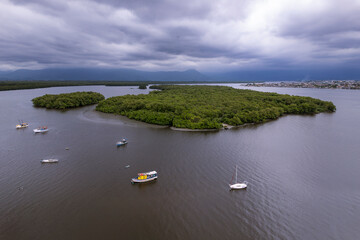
32, 91, 105, 109
95, 85, 336, 129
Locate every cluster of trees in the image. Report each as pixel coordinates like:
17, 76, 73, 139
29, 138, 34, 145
96, 85, 336, 129
138, 84, 147, 89
32, 91, 105, 109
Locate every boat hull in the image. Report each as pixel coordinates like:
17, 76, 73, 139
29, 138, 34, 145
116, 141, 127, 146
229, 182, 248, 190
41, 159, 58, 163
33, 129, 48, 133
131, 176, 157, 183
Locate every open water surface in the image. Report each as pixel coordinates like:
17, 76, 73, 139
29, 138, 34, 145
0, 85, 360, 240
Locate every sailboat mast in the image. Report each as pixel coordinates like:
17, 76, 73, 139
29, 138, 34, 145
235, 165, 237, 182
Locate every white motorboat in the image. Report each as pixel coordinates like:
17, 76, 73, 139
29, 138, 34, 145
33, 126, 48, 133
41, 159, 58, 163
229, 165, 248, 190
131, 171, 157, 183
116, 138, 128, 147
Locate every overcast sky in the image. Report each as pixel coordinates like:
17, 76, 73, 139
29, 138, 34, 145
1, 0, 359, 72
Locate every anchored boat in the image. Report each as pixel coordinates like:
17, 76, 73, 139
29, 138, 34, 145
41, 159, 58, 163
116, 138, 128, 147
16, 121, 29, 129
33, 126, 48, 133
131, 171, 157, 183
229, 165, 248, 190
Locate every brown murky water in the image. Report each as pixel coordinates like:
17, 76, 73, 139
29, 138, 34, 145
1, 85, 359, 240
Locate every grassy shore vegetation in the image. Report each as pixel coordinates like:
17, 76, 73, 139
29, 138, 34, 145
95, 85, 336, 129
32, 91, 105, 109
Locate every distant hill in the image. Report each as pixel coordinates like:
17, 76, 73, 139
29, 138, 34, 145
0, 68, 210, 82
1, 67, 359, 82
0, 71, 11, 76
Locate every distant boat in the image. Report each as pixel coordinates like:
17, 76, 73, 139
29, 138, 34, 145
41, 158, 58, 163
131, 171, 157, 183
33, 126, 48, 133
229, 165, 248, 190
16, 121, 29, 129
116, 138, 128, 147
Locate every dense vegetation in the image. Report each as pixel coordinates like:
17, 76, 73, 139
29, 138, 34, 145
96, 85, 336, 129
0, 81, 148, 91
0, 80, 208, 91
138, 84, 147, 89
32, 91, 105, 109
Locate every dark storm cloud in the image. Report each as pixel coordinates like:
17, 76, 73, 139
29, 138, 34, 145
1, 0, 360, 71
9, 0, 212, 23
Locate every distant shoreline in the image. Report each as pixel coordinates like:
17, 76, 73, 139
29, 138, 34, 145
0, 80, 248, 92
1, 80, 359, 92
245, 80, 360, 90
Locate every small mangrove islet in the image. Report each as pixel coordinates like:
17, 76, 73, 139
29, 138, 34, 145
95, 85, 336, 129
32, 91, 105, 109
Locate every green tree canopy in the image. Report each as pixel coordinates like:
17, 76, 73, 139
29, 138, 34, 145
32, 91, 105, 109
96, 85, 336, 129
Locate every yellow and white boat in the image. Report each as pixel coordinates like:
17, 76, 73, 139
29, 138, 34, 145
16, 122, 29, 129
131, 171, 157, 183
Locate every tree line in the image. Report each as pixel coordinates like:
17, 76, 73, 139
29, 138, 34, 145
0, 81, 152, 91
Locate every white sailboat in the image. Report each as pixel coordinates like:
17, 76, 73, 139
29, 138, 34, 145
229, 165, 248, 190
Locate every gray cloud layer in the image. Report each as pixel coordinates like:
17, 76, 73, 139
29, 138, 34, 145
1, 0, 360, 71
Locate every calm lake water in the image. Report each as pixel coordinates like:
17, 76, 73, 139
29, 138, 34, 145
1, 85, 359, 240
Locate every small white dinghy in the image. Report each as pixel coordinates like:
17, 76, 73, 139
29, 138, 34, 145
41, 159, 58, 163
33, 126, 48, 133
229, 165, 248, 190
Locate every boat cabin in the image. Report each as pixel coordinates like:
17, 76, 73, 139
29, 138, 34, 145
137, 171, 157, 180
